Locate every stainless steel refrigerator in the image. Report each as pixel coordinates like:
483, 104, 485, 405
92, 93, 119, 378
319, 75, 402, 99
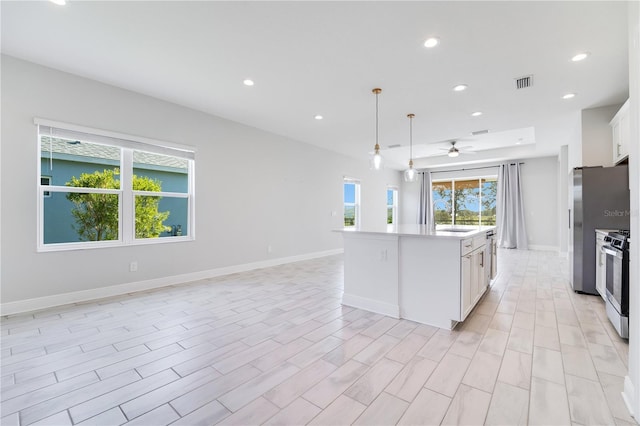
571, 165, 630, 294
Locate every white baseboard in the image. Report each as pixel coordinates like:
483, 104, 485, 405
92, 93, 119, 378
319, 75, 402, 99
1, 248, 344, 316
623, 375, 636, 419
342, 293, 400, 319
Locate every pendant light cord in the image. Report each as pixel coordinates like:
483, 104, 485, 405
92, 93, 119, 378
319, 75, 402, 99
375, 91, 379, 148
409, 115, 413, 160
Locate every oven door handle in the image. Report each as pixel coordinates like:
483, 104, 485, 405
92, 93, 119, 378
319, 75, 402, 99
601, 246, 619, 256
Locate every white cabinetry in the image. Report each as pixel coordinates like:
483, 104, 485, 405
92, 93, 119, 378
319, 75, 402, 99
595, 230, 609, 301
461, 235, 487, 321
610, 99, 630, 164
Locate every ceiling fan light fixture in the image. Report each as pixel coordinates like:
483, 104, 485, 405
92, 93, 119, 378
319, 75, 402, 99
448, 148, 459, 158
370, 88, 384, 170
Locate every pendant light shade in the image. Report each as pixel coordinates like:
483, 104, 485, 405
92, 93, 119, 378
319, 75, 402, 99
404, 113, 417, 182
370, 88, 383, 170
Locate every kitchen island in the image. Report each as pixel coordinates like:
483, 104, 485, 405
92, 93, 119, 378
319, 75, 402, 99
339, 225, 496, 330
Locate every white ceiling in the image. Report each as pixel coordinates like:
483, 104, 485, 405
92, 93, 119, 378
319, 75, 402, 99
1, 1, 630, 170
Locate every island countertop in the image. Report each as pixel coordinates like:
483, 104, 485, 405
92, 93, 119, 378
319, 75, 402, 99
338, 224, 496, 239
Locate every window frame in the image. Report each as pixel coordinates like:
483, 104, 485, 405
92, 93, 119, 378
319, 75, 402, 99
343, 177, 361, 229
386, 186, 398, 225
36, 118, 196, 252
431, 175, 497, 227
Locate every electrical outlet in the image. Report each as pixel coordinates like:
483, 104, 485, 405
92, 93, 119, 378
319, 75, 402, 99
130, 261, 138, 272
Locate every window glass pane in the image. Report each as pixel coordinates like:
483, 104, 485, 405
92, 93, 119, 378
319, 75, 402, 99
481, 177, 497, 225
44, 191, 119, 243
134, 195, 180, 239
432, 181, 452, 225
455, 180, 480, 225
344, 205, 356, 227
344, 183, 356, 204
387, 207, 393, 224
40, 137, 121, 187
133, 151, 188, 193
387, 189, 393, 205
343, 181, 358, 227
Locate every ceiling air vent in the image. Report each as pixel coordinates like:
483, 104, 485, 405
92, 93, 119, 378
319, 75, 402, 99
471, 129, 489, 136
387, 144, 402, 149
515, 75, 533, 89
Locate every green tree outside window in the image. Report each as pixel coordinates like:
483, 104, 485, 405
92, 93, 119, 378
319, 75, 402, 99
66, 168, 170, 241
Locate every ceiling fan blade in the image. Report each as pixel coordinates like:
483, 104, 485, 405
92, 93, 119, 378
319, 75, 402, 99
457, 145, 474, 150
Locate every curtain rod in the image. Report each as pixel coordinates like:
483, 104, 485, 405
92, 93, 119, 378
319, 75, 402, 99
426, 162, 524, 174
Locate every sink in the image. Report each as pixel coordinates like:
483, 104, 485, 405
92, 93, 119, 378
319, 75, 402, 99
438, 228, 474, 233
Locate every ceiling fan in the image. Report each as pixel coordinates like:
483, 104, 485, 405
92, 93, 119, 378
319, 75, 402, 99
438, 140, 476, 157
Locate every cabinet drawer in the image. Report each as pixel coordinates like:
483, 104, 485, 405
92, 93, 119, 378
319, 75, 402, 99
461, 235, 486, 255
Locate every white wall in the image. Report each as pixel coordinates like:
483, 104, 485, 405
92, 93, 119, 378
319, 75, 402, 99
558, 145, 569, 256
520, 157, 559, 250
581, 104, 621, 167
399, 157, 559, 250
624, 0, 640, 419
0, 55, 401, 305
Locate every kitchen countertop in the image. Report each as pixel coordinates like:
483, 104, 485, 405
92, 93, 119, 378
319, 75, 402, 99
338, 224, 496, 239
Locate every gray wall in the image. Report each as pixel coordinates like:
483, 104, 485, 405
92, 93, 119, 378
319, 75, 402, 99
0, 55, 401, 303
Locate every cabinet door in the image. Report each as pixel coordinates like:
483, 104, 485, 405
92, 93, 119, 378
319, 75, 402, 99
470, 251, 479, 305
461, 254, 472, 320
612, 119, 622, 163
620, 111, 630, 158
611, 100, 630, 164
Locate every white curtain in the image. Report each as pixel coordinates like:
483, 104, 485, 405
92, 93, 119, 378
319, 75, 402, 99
496, 163, 528, 249
418, 171, 434, 229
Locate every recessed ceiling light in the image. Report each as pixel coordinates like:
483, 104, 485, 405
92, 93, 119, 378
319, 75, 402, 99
453, 84, 468, 92
424, 37, 440, 48
563, 93, 576, 99
314, 115, 323, 120
471, 111, 483, 117
571, 52, 590, 62
49, 0, 66, 4
243, 79, 254, 86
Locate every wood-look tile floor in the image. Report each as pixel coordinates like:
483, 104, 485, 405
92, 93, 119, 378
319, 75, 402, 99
1, 249, 637, 425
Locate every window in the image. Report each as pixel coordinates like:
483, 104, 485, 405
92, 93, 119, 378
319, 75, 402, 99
432, 177, 497, 226
37, 119, 195, 251
387, 187, 398, 225
343, 178, 360, 228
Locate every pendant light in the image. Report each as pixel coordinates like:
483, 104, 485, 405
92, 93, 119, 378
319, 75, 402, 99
404, 113, 417, 182
370, 88, 383, 170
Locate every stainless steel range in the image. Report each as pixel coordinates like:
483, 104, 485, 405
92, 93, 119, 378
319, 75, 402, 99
602, 230, 630, 338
